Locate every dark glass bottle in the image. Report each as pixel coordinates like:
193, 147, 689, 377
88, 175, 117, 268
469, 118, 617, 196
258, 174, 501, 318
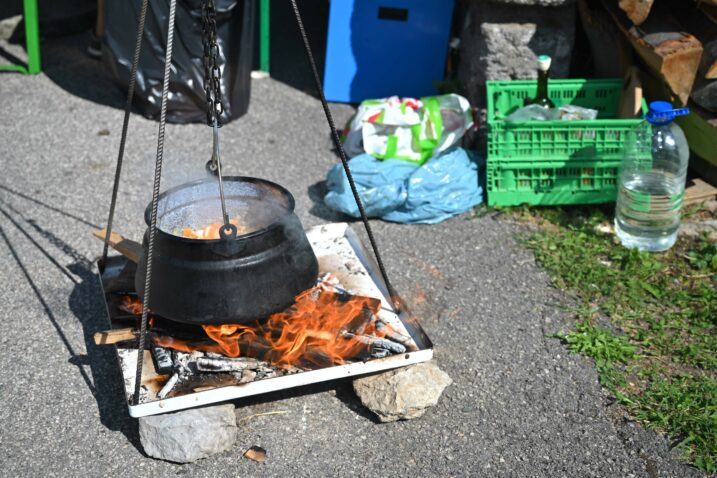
526, 55, 555, 109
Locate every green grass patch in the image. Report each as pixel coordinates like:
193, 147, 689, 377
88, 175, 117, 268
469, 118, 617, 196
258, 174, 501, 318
519, 205, 717, 472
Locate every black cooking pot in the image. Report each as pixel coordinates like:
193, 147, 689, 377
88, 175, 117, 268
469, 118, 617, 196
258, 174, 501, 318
135, 177, 319, 325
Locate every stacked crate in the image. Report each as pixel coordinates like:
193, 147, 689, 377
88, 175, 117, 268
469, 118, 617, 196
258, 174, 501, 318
485, 79, 648, 206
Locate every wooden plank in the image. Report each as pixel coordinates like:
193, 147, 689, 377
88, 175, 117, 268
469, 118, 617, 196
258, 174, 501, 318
618, 0, 654, 26
94, 328, 138, 345
640, 65, 717, 175
688, 155, 717, 187
93, 229, 142, 264
603, 0, 703, 105
706, 55, 717, 79
676, 105, 717, 169
684, 178, 717, 205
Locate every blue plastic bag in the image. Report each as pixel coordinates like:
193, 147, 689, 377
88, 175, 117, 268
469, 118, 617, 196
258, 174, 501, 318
324, 148, 483, 224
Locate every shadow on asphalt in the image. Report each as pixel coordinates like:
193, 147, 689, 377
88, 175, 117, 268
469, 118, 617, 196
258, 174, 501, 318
232, 376, 381, 424
0, 193, 142, 452
41, 32, 128, 111
307, 180, 355, 223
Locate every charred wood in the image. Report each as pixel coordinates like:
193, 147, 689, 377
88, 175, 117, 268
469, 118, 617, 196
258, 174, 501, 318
196, 356, 262, 373
375, 319, 418, 351
341, 332, 407, 354
150, 345, 174, 375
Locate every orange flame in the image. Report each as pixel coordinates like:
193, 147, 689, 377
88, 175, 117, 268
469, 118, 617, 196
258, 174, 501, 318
151, 288, 384, 369
118, 295, 143, 315
202, 288, 383, 368
152, 335, 226, 355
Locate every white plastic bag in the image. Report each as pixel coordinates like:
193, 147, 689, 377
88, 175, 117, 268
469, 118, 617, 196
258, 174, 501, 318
341, 94, 473, 164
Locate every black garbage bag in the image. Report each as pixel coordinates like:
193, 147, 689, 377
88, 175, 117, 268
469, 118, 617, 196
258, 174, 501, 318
103, 0, 255, 124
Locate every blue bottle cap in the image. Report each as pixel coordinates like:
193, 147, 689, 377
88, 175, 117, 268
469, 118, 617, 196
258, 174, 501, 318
646, 101, 689, 124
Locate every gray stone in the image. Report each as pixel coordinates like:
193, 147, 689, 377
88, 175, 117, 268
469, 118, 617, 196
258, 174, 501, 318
353, 361, 452, 422
457, 1, 576, 107
138, 404, 238, 463
702, 199, 717, 214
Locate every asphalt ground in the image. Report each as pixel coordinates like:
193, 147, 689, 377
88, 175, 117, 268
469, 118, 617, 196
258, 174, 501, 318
0, 32, 704, 477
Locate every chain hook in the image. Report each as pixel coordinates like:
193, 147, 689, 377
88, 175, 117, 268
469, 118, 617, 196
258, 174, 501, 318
201, 0, 232, 239
209, 118, 231, 234
205, 118, 220, 175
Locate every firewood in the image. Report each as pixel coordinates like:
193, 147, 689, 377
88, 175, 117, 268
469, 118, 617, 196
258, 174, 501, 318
341, 332, 407, 354
93, 327, 137, 345
669, 2, 717, 80
375, 319, 411, 343
195, 356, 262, 373
150, 344, 174, 375
618, 0, 654, 25
602, 0, 703, 105
93, 229, 142, 264
684, 179, 717, 205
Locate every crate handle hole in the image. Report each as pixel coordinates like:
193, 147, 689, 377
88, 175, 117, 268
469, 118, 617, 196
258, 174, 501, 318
378, 7, 409, 21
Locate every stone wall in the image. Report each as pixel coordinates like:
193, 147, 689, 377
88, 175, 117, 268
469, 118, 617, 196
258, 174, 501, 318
456, 0, 577, 107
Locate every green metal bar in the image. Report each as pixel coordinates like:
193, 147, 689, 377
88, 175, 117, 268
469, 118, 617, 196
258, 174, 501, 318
0, 64, 29, 74
23, 0, 41, 74
259, 0, 269, 73
0, 0, 40, 74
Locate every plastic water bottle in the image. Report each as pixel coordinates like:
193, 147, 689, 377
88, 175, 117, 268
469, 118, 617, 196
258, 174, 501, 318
614, 101, 690, 252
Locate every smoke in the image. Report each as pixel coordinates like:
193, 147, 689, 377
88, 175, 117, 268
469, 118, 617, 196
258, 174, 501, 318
156, 178, 293, 237
279, 213, 319, 277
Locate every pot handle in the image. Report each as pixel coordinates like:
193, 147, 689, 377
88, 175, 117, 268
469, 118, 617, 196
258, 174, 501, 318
219, 223, 237, 240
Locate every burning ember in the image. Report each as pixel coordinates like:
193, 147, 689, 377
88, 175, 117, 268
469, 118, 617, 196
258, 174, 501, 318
153, 286, 412, 369
118, 295, 143, 315
178, 218, 245, 239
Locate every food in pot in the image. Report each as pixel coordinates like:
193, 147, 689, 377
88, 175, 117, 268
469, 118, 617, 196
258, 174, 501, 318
177, 218, 246, 239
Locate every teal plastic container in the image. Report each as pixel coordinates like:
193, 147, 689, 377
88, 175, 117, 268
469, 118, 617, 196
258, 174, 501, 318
486, 79, 648, 206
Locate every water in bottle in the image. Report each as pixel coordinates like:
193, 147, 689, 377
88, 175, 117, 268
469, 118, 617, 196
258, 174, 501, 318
614, 101, 690, 252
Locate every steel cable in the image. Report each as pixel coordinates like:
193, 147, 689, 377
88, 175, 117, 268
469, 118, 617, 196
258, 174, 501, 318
101, 0, 149, 268
133, 0, 177, 406
288, 0, 400, 308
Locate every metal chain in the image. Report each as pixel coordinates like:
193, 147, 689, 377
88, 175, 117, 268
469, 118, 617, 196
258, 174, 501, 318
201, 0, 233, 237
201, 0, 224, 127
288, 0, 400, 310
133, 0, 178, 406
101, 0, 149, 269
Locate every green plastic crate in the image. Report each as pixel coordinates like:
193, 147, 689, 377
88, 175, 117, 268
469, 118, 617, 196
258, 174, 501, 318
486, 79, 648, 206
